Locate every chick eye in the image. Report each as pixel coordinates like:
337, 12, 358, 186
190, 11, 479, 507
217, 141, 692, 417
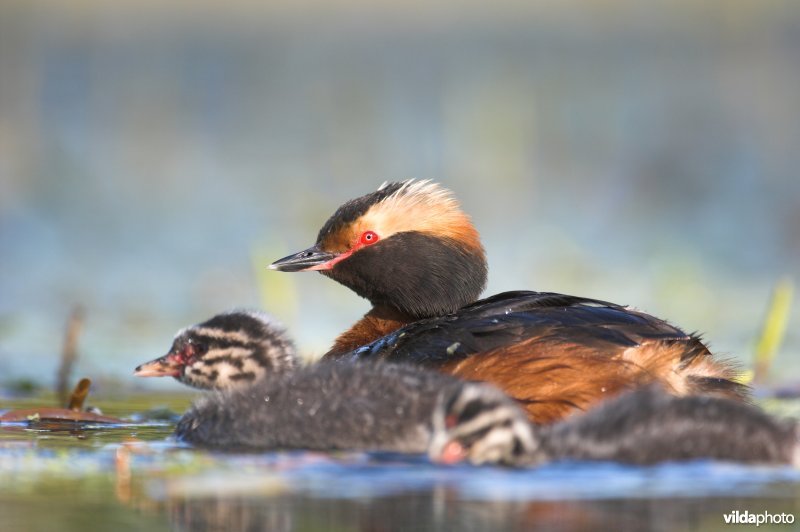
181, 341, 207, 363
360, 231, 379, 246
192, 342, 208, 356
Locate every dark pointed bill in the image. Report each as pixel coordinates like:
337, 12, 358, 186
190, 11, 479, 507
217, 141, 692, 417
269, 246, 339, 272
134, 354, 181, 378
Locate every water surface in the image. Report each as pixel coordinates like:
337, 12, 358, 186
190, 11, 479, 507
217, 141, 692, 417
2, 396, 800, 531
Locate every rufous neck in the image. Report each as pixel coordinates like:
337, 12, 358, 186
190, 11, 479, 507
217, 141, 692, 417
323, 305, 413, 359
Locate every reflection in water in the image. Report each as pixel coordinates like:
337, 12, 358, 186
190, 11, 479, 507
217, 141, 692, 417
164, 490, 525, 532
161, 490, 800, 532
134, 454, 800, 532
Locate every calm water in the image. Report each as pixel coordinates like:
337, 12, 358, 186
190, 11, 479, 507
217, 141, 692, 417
3, 396, 800, 532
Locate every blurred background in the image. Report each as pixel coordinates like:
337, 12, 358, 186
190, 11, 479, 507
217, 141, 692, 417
0, 0, 797, 392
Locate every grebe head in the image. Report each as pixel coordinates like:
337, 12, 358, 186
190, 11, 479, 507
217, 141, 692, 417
134, 310, 296, 390
270, 180, 487, 318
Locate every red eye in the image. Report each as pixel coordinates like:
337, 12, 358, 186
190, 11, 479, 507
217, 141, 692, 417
359, 231, 379, 246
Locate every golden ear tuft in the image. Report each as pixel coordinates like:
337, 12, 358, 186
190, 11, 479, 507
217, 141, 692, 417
363, 180, 483, 252
382, 180, 459, 212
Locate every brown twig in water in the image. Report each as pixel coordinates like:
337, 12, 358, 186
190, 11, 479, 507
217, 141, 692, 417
67, 378, 92, 411
56, 306, 85, 406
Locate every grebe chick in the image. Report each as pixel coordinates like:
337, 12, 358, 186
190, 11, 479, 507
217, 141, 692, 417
431, 385, 800, 467
270, 180, 747, 422
133, 310, 477, 453
134, 310, 296, 390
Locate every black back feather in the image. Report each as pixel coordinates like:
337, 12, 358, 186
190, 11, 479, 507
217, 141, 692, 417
349, 290, 690, 366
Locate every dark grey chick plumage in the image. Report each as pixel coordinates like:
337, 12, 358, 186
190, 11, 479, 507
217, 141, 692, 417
536, 385, 800, 466
175, 362, 470, 453
431, 384, 800, 467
